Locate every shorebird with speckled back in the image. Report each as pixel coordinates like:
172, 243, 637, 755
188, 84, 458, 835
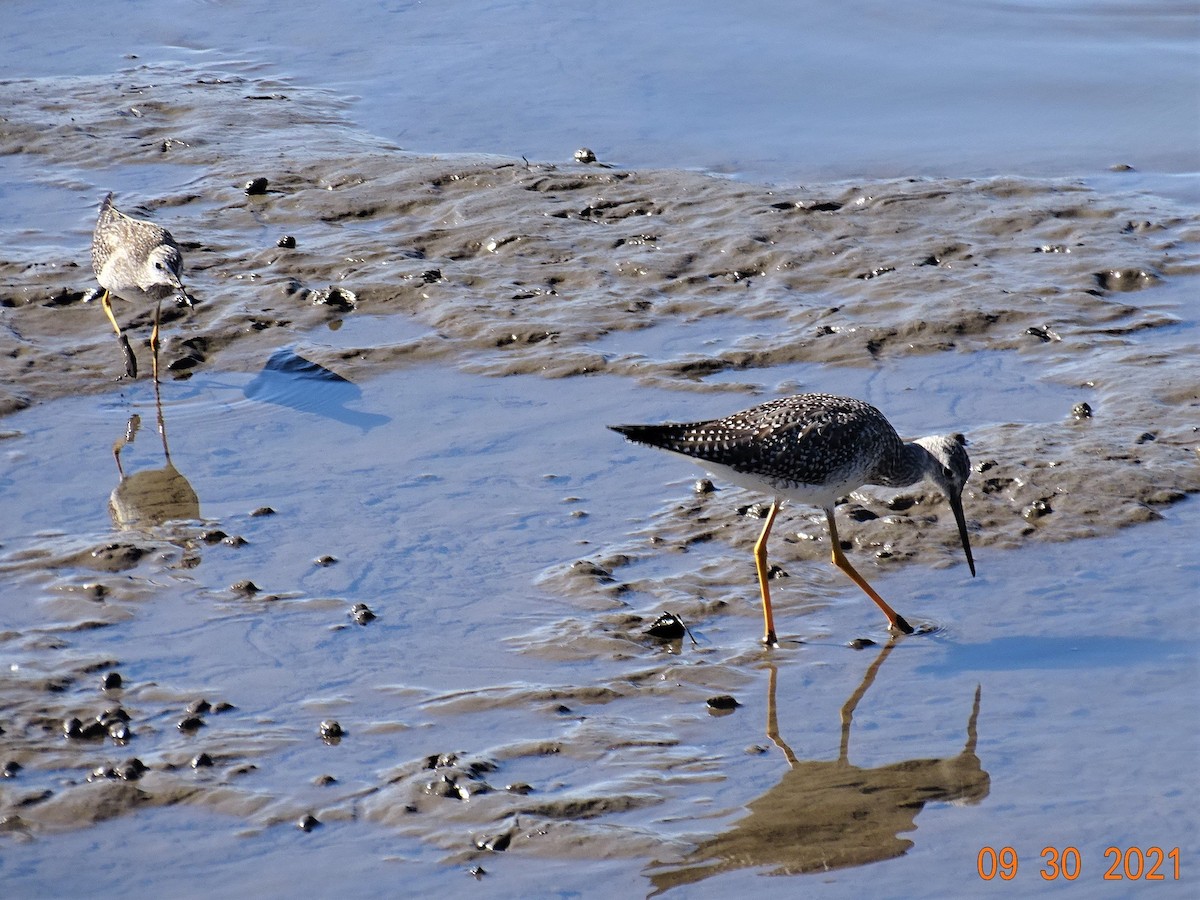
611, 394, 975, 645
91, 192, 192, 381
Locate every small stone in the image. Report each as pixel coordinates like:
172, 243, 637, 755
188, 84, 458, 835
468, 866, 486, 880
222, 535, 248, 547
574, 147, 597, 163
848, 637, 877, 650
187, 699, 211, 715
350, 603, 376, 625
277, 235, 296, 249
314, 555, 337, 567
694, 478, 715, 495
421, 269, 442, 283
107, 721, 131, 742
101, 671, 123, 690
191, 753, 214, 768
177, 716, 205, 732
314, 774, 337, 786
1071, 402, 1093, 420
645, 611, 686, 640
475, 832, 512, 852
297, 814, 321, 832
706, 695, 740, 711
2, 761, 22, 778
1135, 432, 1156, 444
1023, 499, 1053, 520
244, 177, 270, 195
119, 759, 147, 781
230, 580, 259, 595
250, 506, 276, 517
319, 720, 343, 740
504, 782, 533, 795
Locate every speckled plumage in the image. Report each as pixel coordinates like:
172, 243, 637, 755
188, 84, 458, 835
90, 193, 191, 380
611, 393, 976, 643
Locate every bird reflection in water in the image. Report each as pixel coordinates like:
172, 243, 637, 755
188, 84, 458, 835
109, 383, 199, 530
646, 642, 988, 893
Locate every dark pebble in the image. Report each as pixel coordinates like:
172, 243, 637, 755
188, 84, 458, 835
469, 866, 486, 880
1071, 402, 1093, 420
2, 761, 21, 778
212, 701, 236, 713
706, 695, 740, 711
315, 774, 337, 786
277, 235, 296, 249
100, 707, 130, 725
645, 611, 685, 640
222, 535, 249, 547
119, 759, 147, 781
694, 478, 715, 494
191, 753, 214, 768
846, 507, 878, 522
101, 671, 123, 690
1023, 499, 1053, 520
421, 268, 442, 283
767, 564, 788, 580
297, 814, 320, 832
250, 507, 276, 517
107, 721, 131, 742
738, 503, 772, 519
1135, 432, 1156, 444
187, 699, 211, 715
475, 832, 512, 852
245, 177, 270, 195
315, 555, 337, 567
848, 637, 877, 650
504, 782, 533, 795
319, 720, 344, 740
350, 603, 376, 625
230, 580, 259, 595
177, 716, 205, 732
574, 147, 597, 163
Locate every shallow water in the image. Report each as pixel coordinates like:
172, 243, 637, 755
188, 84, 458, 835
1, 5, 1199, 898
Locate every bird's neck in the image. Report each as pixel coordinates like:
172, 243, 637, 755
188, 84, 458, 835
874, 440, 934, 488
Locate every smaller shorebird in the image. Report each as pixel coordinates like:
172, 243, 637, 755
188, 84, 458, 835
611, 394, 975, 645
91, 192, 192, 381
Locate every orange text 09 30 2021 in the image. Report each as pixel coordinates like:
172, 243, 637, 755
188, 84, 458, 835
976, 846, 1181, 881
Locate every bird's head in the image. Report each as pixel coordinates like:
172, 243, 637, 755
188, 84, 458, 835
914, 433, 975, 576
142, 244, 191, 307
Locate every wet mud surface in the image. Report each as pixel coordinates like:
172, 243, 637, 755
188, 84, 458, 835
2, 63, 1198, 896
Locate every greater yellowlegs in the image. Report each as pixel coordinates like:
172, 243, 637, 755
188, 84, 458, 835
91, 193, 191, 381
611, 393, 975, 645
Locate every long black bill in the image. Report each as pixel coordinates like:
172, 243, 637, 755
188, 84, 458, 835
948, 491, 976, 576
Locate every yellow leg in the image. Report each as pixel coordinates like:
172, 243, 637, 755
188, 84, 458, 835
753, 500, 781, 646
825, 508, 914, 635
101, 290, 121, 336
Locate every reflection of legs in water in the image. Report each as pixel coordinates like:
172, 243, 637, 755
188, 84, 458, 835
152, 374, 171, 460
764, 638, 899, 765
111, 382, 172, 481
111, 414, 142, 479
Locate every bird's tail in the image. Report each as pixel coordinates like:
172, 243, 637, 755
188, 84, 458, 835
609, 422, 704, 456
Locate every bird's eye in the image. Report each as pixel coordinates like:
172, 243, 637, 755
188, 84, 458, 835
154, 261, 164, 270
942, 466, 955, 480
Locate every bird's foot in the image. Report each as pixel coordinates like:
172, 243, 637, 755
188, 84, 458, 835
889, 614, 915, 636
